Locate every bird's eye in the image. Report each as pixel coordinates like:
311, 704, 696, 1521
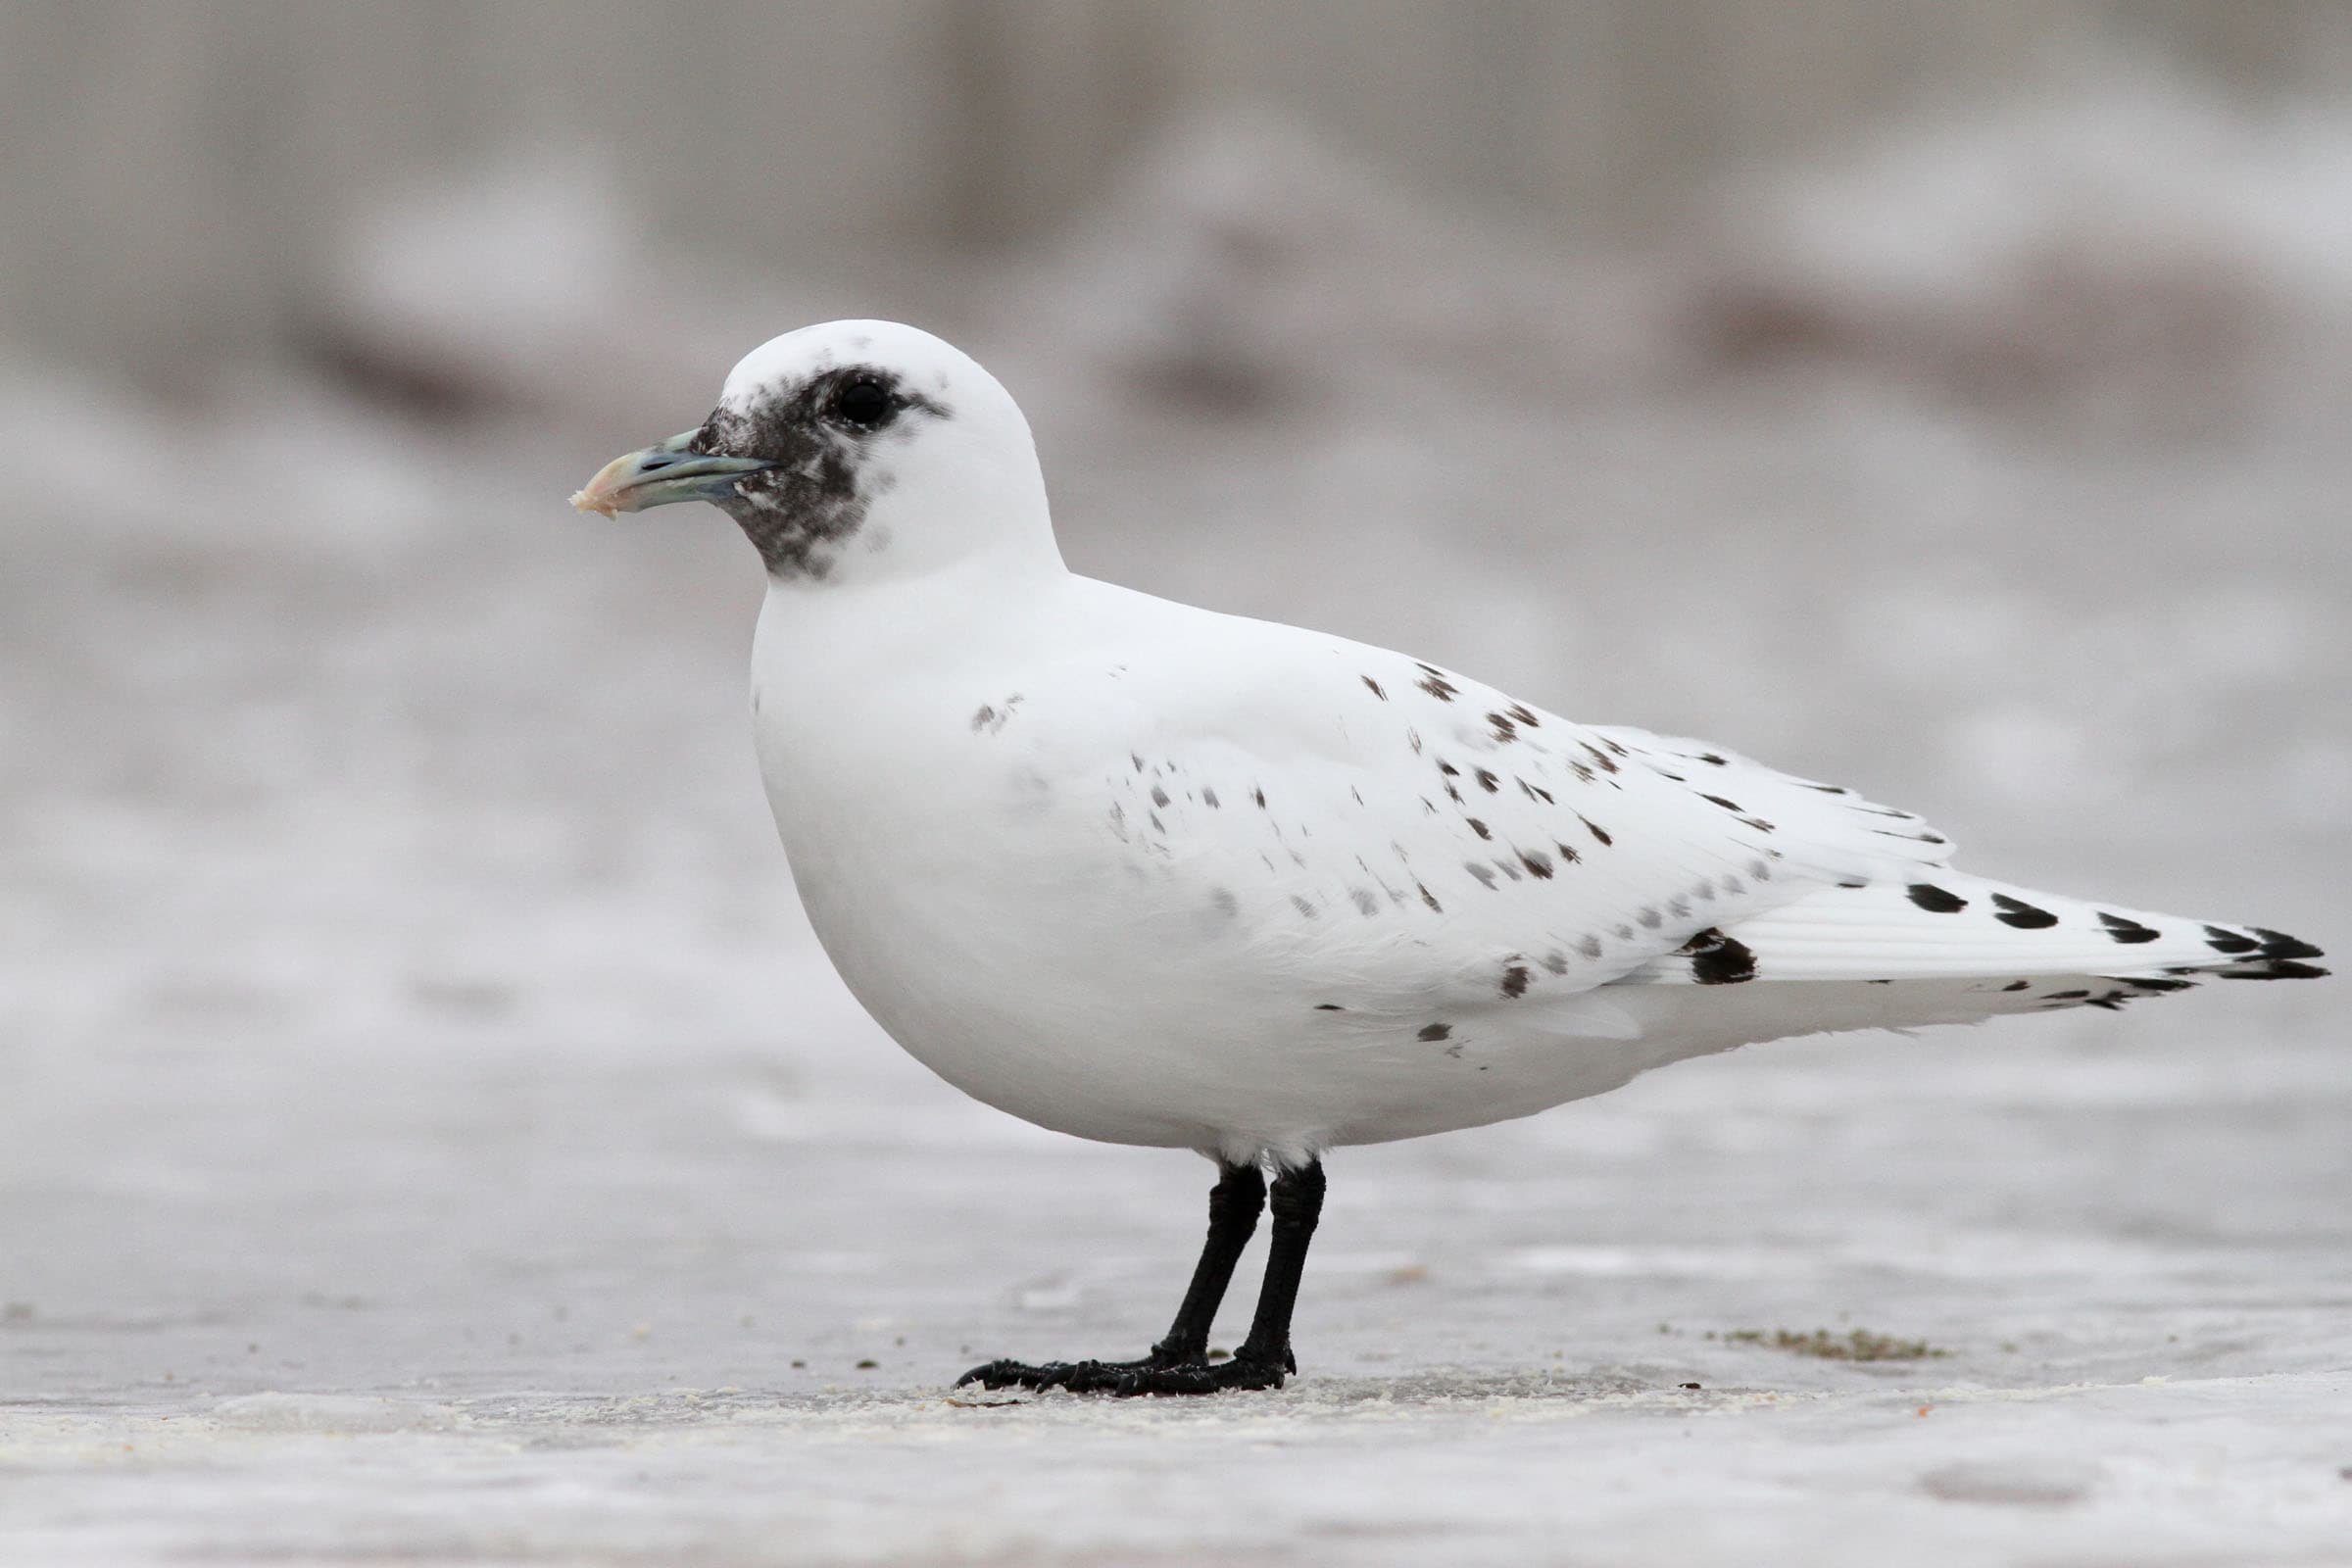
830, 377, 897, 429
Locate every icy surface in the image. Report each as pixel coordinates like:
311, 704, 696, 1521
3, 99, 2348, 1564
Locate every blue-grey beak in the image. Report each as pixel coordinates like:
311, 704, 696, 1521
570, 429, 774, 516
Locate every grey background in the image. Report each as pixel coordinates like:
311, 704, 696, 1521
1, 3, 2346, 1563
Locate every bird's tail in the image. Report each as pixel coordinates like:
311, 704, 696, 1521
1616, 872, 2324, 1021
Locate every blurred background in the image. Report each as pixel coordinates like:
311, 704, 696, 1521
1, 5, 2346, 1533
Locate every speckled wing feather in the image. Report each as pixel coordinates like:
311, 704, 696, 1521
1059, 620, 1973, 1026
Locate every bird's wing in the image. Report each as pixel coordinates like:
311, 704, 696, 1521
1031, 620, 1955, 1031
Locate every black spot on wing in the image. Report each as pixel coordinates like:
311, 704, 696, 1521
1499, 963, 1532, 1000
1473, 768, 1500, 793
1361, 675, 1387, 700
1417, 1022, 1452, 1042
1681, 928, 1757, 985
2253, 926, 2325, 961
1990, 894, 2059, 929
1907, 883, 1968, 913
2096, 911, 2162, 945
2226, 958, 2328, 980
1415, 664, 1458, 702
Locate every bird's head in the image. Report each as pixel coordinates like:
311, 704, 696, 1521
573, 319, 1055, 586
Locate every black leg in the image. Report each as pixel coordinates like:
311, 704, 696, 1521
1232, 1158, 1324, 1377
957, 1158, 1326, 1396
1148, 1159, 1266, 1363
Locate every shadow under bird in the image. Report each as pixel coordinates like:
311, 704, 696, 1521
572, 319, 2327, 1396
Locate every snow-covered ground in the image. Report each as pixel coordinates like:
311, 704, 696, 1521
3, 95, 2347, 1564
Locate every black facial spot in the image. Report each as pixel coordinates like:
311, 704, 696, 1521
694, 364, 948, 579
1907, 883, 1968, 913
1683, 928, 1758, 985
1499, 963, 1532, 1000
2097, 911, 2161, 944
1990, 894, 2060, 929
1417, 1022, 1452, 1042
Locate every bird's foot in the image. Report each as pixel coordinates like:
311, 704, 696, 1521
956, 1348, 1289, 1396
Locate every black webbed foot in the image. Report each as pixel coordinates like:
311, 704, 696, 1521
955, 1350, 1287, 1396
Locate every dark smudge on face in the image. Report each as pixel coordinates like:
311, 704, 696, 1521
693, 366, 950, 580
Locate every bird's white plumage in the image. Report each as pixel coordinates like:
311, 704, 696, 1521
675, 321, 2322, 1166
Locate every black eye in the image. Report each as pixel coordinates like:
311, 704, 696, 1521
829, 377, 897, 430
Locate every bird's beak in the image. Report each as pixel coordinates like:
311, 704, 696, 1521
569, 429, 774, 516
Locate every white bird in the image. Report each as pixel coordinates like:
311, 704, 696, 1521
573, 319, 2326, 1396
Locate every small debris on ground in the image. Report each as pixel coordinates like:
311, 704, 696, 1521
1726, 1328, 1948, 1361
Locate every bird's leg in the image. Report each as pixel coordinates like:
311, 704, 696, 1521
1227, 1157, 1325, 1380
1102, 1157, 1326, 1395
956, 1158, 1282, 1396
